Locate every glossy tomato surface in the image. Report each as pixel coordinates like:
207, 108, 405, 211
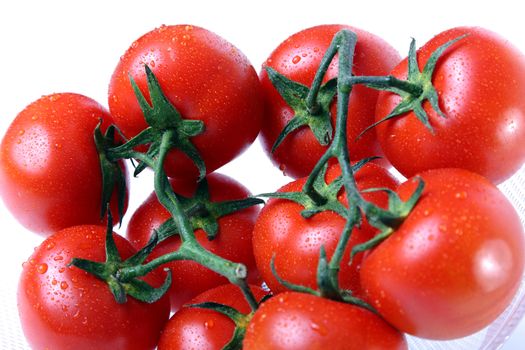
360, 168, 525, 339
18, 225, 170, 350
126, 173, 261, 311
252, 163, 398, 295
260, 24, 400, 178
243, 292, 408, 350
109, 25, 263, 180
0, 93, 128, 236
158, 284, 267, 350
375, 27, 525, 184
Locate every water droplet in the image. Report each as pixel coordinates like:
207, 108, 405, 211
204, 319, 215, 329
49, 95, 60, 102
455, 191, 467, 199
310, 322, 328, 335
18, 129, 25, 136
60, 281, 69, 290
52, 279, 58, 285
185, 25, 193, 31
37, 263, 48, 274
46, 242, 55, 250
292, 55, 301, 64
278, 164, 286, 176
131, 41, 138, 49
182, 34, 191, 40
149, 60, 156, 68
31, 115, 39, 121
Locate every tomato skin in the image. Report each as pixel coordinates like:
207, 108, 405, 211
243, 291, 407, 350
158, 284, 267, 350
360, 168, 525, 340
0, 93, 128, 236
126, 173, 261, 311
260, 24, 400, 179
18, 225, 170, 350
252, 163, 398, 295
375, 27, 525, 184
108, 25, 263, 180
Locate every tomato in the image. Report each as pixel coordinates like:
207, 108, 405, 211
158, 284, 267, 350
0, 93, 128, 236
360, 168, 525, 340
260, 24, 400, 179
18, 225, 170, 350
108, 25, 263, 180
375, 27, 525, 184
243, 291, 407, 349
252, 162, 398, 295
126, 172, 261, 311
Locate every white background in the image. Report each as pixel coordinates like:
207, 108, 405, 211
0, 0, 524, 349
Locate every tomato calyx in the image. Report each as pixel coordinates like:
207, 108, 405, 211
70, 212, 172, 304
356, 34, 467, 137
154, 177, 263, 241
188, 297, 269, 350
94, 121, 128, 224
265, 66, 337, 152
108, 65, 206, 179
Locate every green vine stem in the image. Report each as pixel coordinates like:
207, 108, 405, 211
263, 29, 424, 303
115, 131, 259, 310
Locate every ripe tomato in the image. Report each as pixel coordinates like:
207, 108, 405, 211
18, 225, 170, 350
108, 25, 263, 180
375, 27, 525, 184
243, 291, 407, 349
260, 24, 400, 178
158, 284, 267, 350
126, 173, 261, 311
252, 162, 398, 295
0, 93, 128, 236
360, 168, 525, 340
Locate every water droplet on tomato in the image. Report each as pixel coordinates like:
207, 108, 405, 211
58, 267, 66, 273
52, 279, 58, 285
292, 55, 301, 64
46, 242, 55, 250
278, 164, 286, 176
31, 115, 39, 121
150, 60, 156, 68
37, 263, 48, 274
53, 255, 63, 261
60, 281, 69, 290
455, 191, 467, 199
204, 319, 215, 329
310, 322, 328, 336
185, 25, 193, 31
131, 41, 138, 49
18, 129, 25, 136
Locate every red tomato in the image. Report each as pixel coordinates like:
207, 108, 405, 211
18, 225, 170, 350
108, 25, 263, 180
260, 24, 400, 178
0, 93, 128, 236
243, 291, 407, 350
252, 163, 398, 295
126, 173, 261, 311
158, 284, 267, 350
360, 168, 525, 339
375, 27, 525, 184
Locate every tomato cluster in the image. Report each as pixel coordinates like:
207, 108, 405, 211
1, 23, 524, 350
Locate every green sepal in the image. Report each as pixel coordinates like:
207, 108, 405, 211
266, 66, 336, 152
122, 271, 172, 303
316, 246, 341, 300
128, 65, 206, 180
94, 121, 127, 224
350, 177, 425, 260
69, 210, 173, 305
269, 255, 319, 296
153, 178, 264, 242
189, 302, 250, 350
358, 34, 467, 137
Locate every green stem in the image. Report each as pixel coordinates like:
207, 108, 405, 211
119, 130, 259, 311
